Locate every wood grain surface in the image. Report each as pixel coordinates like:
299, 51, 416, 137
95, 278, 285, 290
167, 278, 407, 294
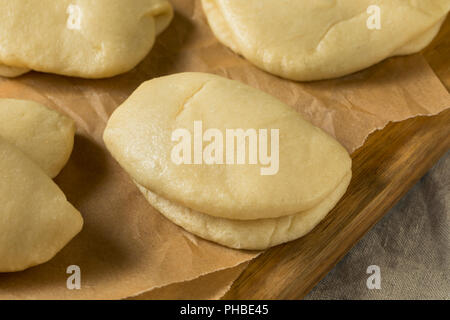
224, 17, 450, 300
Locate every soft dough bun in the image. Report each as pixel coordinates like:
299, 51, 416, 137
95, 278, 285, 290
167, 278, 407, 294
104, 72, 352, 249
0, 0, 173, 78
0, 99, 76, 178
0, 138, 83, 272
202, 0, 450, 81
136, 173, 351, 250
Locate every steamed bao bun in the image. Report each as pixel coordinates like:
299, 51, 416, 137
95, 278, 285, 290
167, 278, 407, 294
0, 138, 83, 272
202, 0, 450, 81
0, 99, 76, 178
104, 73, 352, 250
0, 100, 82, 272
0, 0, 173, 78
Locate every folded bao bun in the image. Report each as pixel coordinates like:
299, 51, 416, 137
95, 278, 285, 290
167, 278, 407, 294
0, 99, 76, 178
136, 173, 351, 250
0, 0, 173, 79
104, 72, 352, 250
0, 138, 83, 272
202, 0, 450, 81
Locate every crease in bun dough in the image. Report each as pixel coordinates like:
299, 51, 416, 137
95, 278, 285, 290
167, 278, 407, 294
0, 0, 173, 79
0, 99, 76, 178
0, 65, 30, 78
201, 0, 450, 81
104, 72, 352, 249
0, 138, 83, 272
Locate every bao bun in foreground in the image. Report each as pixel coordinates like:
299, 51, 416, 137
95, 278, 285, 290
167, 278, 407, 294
104, 72, 352, 250
202, 0, 450, 81
0, 138, 82, 272
0, 0, 173, 79
0, 99, 81, 272
0, 99, 76, 178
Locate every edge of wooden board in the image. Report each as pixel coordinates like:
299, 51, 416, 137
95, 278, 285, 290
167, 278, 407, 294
224, 108, 450, 300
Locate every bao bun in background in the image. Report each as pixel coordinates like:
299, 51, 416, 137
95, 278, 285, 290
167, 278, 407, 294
202, 0, 450, 81
0, 0, 173, 79
104, 72, 352, 250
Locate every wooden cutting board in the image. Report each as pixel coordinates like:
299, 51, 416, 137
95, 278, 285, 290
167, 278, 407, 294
224, 18, 450, 300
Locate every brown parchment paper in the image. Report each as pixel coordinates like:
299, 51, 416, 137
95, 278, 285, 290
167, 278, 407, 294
0, 0, 449, 300
133, 262, 249, 300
